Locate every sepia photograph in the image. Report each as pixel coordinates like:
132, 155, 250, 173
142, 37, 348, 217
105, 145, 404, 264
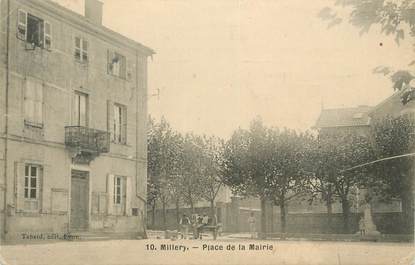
0, 0, 414, 264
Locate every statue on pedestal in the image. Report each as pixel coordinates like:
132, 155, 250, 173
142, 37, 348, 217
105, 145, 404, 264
362, 203, 380, 236
357, 188, 381, 239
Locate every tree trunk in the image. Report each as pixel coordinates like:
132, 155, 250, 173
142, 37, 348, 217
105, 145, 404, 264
162, 200, 167, 231
175, 199, 180, 230
260, 196, 267, 239
151, 202, 156, 228
280, 201, 287, 238
271, 204, 274, 233
326, 199, 333, 234
210, 200, 216, 224
189, 199, 194, 214
326, 188, 333, 233
341, 197, 350, 233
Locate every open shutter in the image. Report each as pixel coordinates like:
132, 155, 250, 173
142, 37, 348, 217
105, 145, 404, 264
43, 21, 52, 50
107, 100, 114, 141
107, 50, 115, 74
107, 174, 114, 215
17, 9, 27, 41
125, 176, 132, 216
126, 59, 133, 81
14, 162, 25, 212
41, 165, 51, 213
71, 93, 77, 126
121, 107, 127, 144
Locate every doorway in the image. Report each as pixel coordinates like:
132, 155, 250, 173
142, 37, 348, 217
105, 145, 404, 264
70, 170, 89, 231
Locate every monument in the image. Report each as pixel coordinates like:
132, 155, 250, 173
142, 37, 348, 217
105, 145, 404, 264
358, 188, 381, 240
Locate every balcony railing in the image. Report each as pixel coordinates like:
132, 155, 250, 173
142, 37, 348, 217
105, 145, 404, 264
65, 126, 110, 153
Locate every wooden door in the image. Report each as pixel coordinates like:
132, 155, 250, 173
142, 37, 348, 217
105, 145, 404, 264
70, 170, 89, 230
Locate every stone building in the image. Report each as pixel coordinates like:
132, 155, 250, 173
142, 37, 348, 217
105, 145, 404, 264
0, 0, 154, 242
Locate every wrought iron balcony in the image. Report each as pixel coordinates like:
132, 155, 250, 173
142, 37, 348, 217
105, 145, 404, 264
65, 126, 110, 154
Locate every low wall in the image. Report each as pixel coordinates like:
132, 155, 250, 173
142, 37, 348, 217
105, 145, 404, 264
149, 206, 409, 235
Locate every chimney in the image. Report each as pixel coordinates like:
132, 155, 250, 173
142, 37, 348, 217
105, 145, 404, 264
85, 0, 103, 25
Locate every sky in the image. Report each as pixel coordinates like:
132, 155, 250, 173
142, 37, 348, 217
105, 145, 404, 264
55, 0, 415, 138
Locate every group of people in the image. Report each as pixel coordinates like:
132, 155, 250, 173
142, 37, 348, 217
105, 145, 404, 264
179, 211, 257, 239
359, 216, 366, 236
179, 213, 215, 239
179, 211, 366, 239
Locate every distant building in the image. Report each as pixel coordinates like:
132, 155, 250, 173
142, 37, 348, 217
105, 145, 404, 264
313, 105, 372, 136
369, 90, 415, 121
0, 0, 154, 242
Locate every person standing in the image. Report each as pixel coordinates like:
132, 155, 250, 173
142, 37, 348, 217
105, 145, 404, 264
248, 212, 256, 239
359, 216, 366, 237
179, 214, 190, 239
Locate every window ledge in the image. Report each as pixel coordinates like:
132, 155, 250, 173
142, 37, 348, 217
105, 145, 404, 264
108, 73, 129, 81
111, 141, 129, 147
16, 210, 41, 217
74, 59, 89, 65
24, 121, 44, 129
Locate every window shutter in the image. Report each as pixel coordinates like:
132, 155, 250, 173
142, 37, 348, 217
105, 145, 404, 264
107, 50, 114, 74
71, 93, 77, 126
107, 100, 114, 141
121, 107, 127, 144
14, 162, 25, 212
125, 176, 132, 216
43, 21, 52, 50
37, 82, 44, 125
24, 79, 33, 123
41, 165, 51, 213
82, 39, 88, 62
126, 59, 133, 81
74, 37, 81, 60
17, 9, 27, 41
120, 56, 126, 79
107, 174, 114, 215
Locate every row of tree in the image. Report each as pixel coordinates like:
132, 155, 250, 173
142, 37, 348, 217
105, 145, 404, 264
147, 117, 223, 229
148, 115, 414, 234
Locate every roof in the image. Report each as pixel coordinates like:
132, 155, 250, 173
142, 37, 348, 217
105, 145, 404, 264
368, 91, 402, 115
25, 0, 155, 56
368, 89, 415, 117
314, 105, 373, 129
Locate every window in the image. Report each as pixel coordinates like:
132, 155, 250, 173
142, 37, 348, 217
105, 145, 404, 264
113, 176, 127, 215
24, 164, 40, 200
74, 92, 88, 126
113, 104, 127, 144
107, 174, 132, 216
23, 164, 42, 211
24, 79, 43, 127
114, 176, 124, 205
75, 37, 88, 62
17, 10, 52, 50
107, 51, 126, 79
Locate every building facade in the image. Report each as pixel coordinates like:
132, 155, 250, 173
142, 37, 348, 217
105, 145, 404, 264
0, 0, 153, 242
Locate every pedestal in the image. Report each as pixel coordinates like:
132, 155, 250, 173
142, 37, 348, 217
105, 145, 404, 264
363, 204, 381, 237
357, 188, 381, 240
